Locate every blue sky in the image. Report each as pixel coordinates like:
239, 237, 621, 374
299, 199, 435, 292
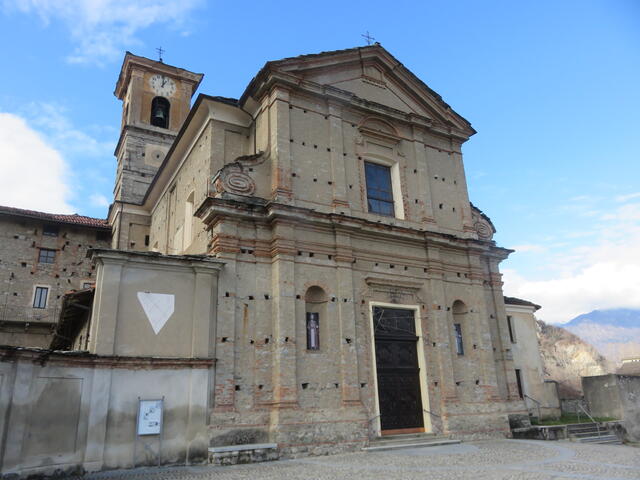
1, 0, 639, 323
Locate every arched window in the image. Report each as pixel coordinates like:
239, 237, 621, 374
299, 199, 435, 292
150, 96, 170, 128
305, 286, 327, 351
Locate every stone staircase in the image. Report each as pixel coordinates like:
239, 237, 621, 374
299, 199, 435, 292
567, 422, 621, 445
362, 433, 460, 452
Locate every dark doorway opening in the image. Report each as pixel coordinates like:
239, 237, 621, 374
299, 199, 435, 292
373, 306, 424, 433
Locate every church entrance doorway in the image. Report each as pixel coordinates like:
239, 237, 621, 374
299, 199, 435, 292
372, 305, 424, 434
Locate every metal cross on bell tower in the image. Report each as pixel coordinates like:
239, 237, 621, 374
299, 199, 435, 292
156, 46, 165, 63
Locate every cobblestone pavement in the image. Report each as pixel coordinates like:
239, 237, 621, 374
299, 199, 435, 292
79, 440, 640, 480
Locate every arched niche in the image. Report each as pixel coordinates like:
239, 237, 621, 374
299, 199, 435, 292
452, 300, 468, 356
304, 286, 327, 351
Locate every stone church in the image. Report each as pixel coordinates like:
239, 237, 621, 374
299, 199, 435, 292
109, 44, 524, 441
0, 45, 533, 474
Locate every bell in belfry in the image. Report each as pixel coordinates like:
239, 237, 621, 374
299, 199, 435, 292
153, 105, 165, 121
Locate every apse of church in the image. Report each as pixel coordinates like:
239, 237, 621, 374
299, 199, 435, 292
110, 46, 527, 451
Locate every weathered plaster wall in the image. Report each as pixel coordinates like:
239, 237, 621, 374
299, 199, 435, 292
583, 374, 640, 441
88, 249, 222, 358
0, 351, 211, 477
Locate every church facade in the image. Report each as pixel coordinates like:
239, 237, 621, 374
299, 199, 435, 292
109, 45, 526, 448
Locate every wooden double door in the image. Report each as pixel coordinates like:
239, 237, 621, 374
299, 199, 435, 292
373, 306, 424, 433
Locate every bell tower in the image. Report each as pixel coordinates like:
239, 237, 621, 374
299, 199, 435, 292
110, 52, 203, 250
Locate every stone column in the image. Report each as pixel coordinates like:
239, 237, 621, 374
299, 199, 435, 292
328, 101, 351, 215
268, 88, 293, 204
270, 221, 297, 408
412, 126, 436, 225
334, 229, 360, 405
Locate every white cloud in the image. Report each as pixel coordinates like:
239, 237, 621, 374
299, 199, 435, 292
511, 244, 546, 253
615, 192, 640, 203
90, 193, 110, 207
25, 102, 114, 157
503, 201, 640, 324
5, 0, 202, 64
0, 113, 73, 213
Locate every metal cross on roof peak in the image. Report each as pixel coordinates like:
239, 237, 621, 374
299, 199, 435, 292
156, 46, 165, 63
361, 31, 376, 46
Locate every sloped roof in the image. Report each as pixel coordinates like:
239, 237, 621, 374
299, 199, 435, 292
504, 296, 541, 311
0, 205, 110, 230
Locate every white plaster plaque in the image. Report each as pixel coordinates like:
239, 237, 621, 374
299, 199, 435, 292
137, 399, 163, 435
137, 292, 174, 334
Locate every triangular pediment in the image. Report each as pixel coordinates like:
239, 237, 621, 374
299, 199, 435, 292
253, 46, 474, 137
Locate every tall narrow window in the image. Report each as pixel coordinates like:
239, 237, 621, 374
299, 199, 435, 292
38, 248, 56, 264
507, 315, 517, 343
364, 161, 394, 216
183, 191, 194, 249
33, 286, 48, 309
306, 312, 320, 350
150, 97, 170, 128
515, 369, 524, 399
454, 323, 464, 355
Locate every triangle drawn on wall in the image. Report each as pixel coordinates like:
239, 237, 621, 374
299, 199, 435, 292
137, 292, 175, 335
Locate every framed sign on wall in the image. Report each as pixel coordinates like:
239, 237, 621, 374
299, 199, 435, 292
137, 399, 163, 436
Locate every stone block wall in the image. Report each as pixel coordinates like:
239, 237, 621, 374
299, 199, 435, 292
0, 214, 110, 348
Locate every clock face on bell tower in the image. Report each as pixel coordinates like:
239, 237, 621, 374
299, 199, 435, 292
149, 74, 177, 97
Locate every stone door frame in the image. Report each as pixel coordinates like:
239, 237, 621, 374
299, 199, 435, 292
368, 301, 432, 437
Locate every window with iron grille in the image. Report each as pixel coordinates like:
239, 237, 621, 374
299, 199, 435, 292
33, 286, 48, 309
454, 323, 464, 355
364, 161, 395, 216
38, 248, 56, 264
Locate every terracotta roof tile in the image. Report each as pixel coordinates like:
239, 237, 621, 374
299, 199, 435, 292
0, 205, 110, 230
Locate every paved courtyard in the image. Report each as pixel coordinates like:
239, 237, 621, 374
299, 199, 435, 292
76, 439, 640, 480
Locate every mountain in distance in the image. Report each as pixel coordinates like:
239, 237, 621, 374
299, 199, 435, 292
537, 320, 611, 397
564, 308, 640, 365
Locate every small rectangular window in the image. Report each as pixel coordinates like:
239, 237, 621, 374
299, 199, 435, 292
43, 225, 59, 237
96, 230, 110, 242
38, 248, 56, 264
507, 315, 516, 343
144, 235, 150, 247
33, 286, 48, 309
82, 282, 94, 289
306, 312, 320, 350
515, 369, 524, 399
454, 323, 464, 355
364, 162, 394, 217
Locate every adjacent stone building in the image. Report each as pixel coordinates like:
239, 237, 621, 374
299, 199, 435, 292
505, 296, 560, 420
0, 206, 110, 347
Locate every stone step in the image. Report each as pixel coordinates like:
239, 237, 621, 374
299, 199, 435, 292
577, 435, 620, 444
572, 430, 606, 438
371, 433, 437, 446
568, 425, 600, 431
363, 438, 460, 452
567, 423, 598, 432
208, 443, 279, 466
